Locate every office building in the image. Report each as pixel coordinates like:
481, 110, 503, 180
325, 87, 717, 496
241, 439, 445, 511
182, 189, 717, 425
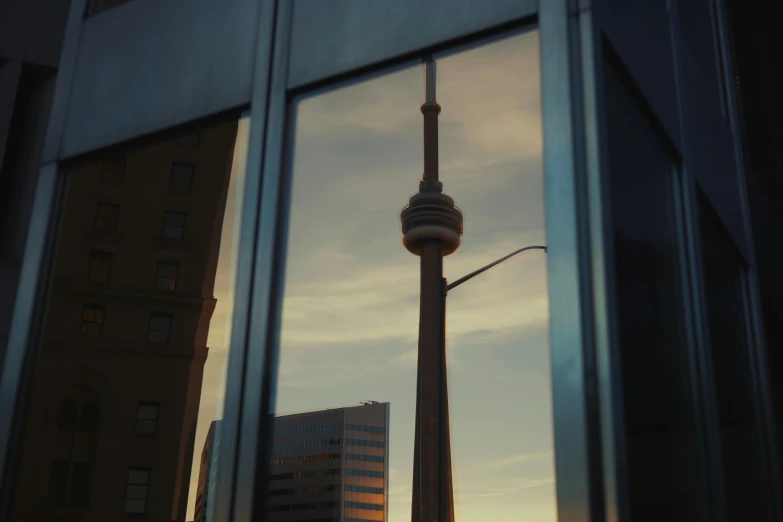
195, 420, 220, 522
269, 402, 389, 522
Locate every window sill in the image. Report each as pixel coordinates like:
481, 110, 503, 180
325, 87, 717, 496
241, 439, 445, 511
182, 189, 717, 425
153, 237, 193, 252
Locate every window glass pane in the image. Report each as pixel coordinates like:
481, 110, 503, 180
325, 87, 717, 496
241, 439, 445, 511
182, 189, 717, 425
80, 404, 101, 432
272, 30, 553, 522
81, 306, 104, 337
138, 403, 159, 420
170, 163, 195, 194
698, 196, 772, 520
136, 420, 157, 434
70, 463, 92, 505
147, 314, 171, 344
149, 315, 170, 329
48, 462, 70, 503
58, 401, 78, 430
677, 0, 728, 114
162, 211, 186, 239
604, 59, 710, 521
164, 211, 186, 226
8, 115, 251, 522
89, 250, 113, 284
127, 483, 149, 495
124, 499, 147, 513
94, 203, 119, 231
155, 261, 179, 290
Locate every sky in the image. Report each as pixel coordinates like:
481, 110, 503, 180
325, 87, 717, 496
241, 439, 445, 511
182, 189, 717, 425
187, 28, 554, 522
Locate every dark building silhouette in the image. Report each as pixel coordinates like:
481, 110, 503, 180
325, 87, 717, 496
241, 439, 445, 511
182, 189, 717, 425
6, 120, 238, 522
0, 0, 71, 375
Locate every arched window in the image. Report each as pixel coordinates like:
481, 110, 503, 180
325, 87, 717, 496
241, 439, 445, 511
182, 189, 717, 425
80, 403, 101, 433
58, 401, 79, 430
49, 385, 102, 506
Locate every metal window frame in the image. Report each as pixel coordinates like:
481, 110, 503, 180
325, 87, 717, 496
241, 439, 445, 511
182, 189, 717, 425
134, 401, 161, 436
154, 260, 180, 291
81, 303, 106, 337
540, 1, 610, 520
240, 1, 608, 521
169, 162, 196, 194
123, 465, 151, 514
598, 30, 728, 521
147, 312, 173, 344
668, 0, 783, 517
708, 0, 783, 515
88, 249, 113, 283
0, 3, 275, 522
94, 201, 120, 231
162, 210, 187, 240
0, 2, 655, 522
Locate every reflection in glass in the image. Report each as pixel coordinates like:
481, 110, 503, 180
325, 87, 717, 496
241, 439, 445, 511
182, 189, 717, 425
94, 202, 119, 232
7, 115, 250, 522
604, 61, 710, 520
698, 197, 771, 521
88, 250, 113, 283
171, 163, 196, 194
274, 30, 552, 522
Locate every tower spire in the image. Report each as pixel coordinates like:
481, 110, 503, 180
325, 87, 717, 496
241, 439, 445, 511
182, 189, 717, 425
421, 55, 442, 187
424, 54, 437, 104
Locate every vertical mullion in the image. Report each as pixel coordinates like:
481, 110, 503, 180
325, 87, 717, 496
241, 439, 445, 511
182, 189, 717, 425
210, 2, 278, 522
739, 268, 782, 518
678, 166, 728, 522
668, 1, 731, 517
231, 1, 294, 521
580, 15, 633, 522
0, 0, 89, 504
540, 1, 606, 520
714, 0, 783, 517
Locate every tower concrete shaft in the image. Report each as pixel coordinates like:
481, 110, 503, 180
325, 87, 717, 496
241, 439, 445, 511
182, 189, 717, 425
411, 244, 454, 522
401, 55, 461, 522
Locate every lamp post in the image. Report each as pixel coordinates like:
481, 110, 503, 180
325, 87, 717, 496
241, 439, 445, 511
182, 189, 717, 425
446, 245, 547, 292
400, 55, 546, 522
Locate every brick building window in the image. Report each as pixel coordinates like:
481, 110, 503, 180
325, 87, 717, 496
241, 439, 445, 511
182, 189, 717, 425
88, 251, 113, 284
123, 468, 150, 514
135, 402, 160, 435
94, 203, 119, 232
80, 306, 105, 337
155, 261, 179, 291
148, 313, 172, 344
162, 211, 186, 240
170, 163, 195, 194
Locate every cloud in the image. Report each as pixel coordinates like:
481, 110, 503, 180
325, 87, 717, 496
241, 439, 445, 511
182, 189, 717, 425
483, 451, 553, 469
295, 29, 542, 168
392, 348, 418, 366
456, 476, 556, 501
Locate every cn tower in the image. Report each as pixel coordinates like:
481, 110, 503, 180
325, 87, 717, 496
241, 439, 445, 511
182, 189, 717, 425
400, 55, 462, 522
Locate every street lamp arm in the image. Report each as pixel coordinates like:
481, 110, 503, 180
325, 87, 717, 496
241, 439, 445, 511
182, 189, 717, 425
446, 245, 547, 292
